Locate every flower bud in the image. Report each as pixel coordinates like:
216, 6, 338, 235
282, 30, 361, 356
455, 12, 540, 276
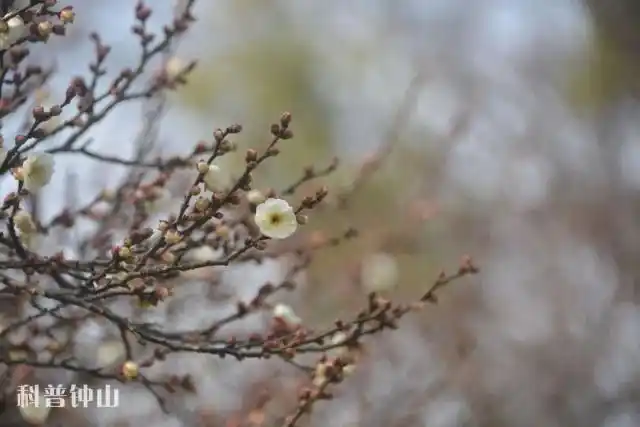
121, 360, 139, 380
280, 111, 292, 127
215, 225, 230, 239
245, 149, 258, 163
246, 189, 265, 205
196, 161, 209, 174
59, 7, 75, 24
164, 230, 181, 245
38, 21, 53, 38
194, 197, 210, 212
117, 246, 132, 259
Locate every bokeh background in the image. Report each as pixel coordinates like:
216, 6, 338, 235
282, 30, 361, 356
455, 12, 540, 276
4, 0, 640, 426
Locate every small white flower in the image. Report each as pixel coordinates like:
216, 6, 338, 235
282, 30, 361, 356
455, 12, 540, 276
330, 331, 351, 357
13, 210, 39, 250
19, 393, 50, 425
14, 210, 36, 234
21, 153, 54, 193
331, 331, 348, 347
361, 252, 399, 293
202, 164, 228, 192
164, 56, 187, 80
254, 198, 297, 239
0, 15, 26, 50
272, 303, 301, 326
246, 189, 265, 204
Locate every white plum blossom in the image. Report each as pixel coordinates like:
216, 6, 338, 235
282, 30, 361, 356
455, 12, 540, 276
254, 198, 298, 239
0, 15, 26, 50
246, 189, 266, 204
202, 164, 229, 192
330, 331, 351, 357
360, 252, 399, 293
272, 303, 301, 326
164, 56, 188, 80
13, 210, 39, 249
331, 331, 348, 346
21, 153, 54, 193
14, 210, 36, 235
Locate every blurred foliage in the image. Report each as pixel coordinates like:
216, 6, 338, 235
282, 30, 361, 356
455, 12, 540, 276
568, 0, 640, 110
567, 31, 633, 109
180, 2, 333, 189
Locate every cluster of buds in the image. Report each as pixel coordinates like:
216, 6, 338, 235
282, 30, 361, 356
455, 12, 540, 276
311, 354, 356, 388
131, 279, 172, 309
270, 111, 294, 140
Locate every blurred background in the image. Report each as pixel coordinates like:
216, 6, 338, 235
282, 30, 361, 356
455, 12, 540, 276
5, 0, 640, 426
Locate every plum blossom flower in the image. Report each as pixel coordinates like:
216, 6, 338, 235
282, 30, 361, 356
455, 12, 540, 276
329, 331, 351, 357
246, 189, 266, 204
164, 56, 188, 80
361, 252, 399, 293
254, 198, 297, 239
272, 303, 301, 326
331, 331, 348, 346
21, 153, 54, 193
14, 210, 36, 234
13, 210, 40, 249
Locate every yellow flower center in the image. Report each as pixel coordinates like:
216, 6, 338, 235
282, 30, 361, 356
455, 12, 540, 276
268, 212, 283, 226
